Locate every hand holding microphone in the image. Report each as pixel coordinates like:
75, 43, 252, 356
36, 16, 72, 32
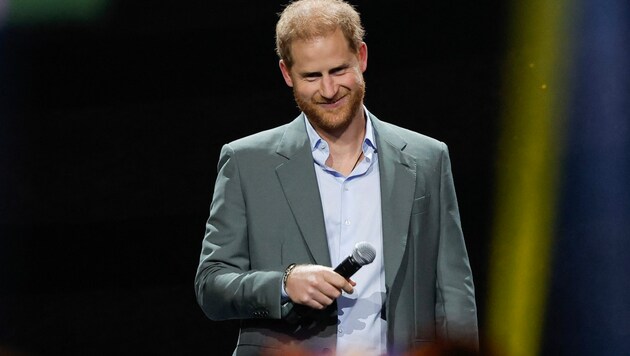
283, 242, 376, 322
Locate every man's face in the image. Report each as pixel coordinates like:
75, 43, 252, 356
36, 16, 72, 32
279, 29, 368, 134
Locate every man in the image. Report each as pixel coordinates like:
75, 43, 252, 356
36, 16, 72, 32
195, 0, 478, 355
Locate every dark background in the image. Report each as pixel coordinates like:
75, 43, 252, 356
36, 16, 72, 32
0, 1, 506, 354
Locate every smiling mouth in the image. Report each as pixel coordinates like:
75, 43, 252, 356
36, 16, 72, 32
317, 95, 346, 105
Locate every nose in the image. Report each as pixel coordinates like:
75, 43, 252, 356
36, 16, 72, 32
320, 75, 337, 99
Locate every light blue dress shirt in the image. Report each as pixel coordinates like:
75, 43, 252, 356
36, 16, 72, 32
304, 109, 387, 356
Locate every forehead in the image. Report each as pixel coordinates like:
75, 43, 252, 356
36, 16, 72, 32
289, 29, 356, 72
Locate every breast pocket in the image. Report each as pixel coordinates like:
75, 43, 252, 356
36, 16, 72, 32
411, 195, 430, 215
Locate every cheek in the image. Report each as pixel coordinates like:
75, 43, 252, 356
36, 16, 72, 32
293, 84, 317, 100
350, 71, 365, 86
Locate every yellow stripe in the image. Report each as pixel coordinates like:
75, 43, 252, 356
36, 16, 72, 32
486, 1, 573, 355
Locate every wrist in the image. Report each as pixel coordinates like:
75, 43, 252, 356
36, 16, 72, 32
282, 263, 297, 291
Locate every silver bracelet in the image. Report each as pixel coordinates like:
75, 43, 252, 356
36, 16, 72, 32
282, 263, 297, 289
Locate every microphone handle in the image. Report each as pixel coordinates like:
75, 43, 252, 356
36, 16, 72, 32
333, 256, 362, 279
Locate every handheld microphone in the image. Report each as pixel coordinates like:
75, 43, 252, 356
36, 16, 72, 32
333, 241, 376, 279
283, 241, 376, 323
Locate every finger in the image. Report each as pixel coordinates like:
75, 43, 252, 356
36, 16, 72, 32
341, 281, 354, 294
317, 283, 343, 300
325, 273, 354, 294
306, 299, 327, 310
311, 292, 335, 308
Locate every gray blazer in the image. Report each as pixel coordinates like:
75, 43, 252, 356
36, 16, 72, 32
195, 112, 478, 355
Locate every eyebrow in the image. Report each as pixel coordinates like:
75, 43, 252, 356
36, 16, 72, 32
299, 64, 350, 78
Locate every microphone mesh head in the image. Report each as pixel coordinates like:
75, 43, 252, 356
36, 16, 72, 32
352, 242, 376, 265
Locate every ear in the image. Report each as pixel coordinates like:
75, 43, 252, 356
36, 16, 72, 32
279, 60, 294, 87
358, 42, 368, 73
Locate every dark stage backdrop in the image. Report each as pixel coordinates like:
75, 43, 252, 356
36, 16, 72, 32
0, 1, 505, 354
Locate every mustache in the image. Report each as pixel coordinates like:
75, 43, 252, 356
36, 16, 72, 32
315, 94, 345, 104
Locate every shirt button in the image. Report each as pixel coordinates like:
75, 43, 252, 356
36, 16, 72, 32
338, 328, 343, 334
344, 220, 350, 225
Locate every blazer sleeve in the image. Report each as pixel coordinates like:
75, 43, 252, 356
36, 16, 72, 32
194, 144, 284, 321
434, 142, 480, 349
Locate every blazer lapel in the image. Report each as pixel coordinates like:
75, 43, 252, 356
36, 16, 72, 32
275, 115, 332, 267
371, 115, 417, 289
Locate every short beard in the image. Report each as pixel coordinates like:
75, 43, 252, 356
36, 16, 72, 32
294, 82, 365, 134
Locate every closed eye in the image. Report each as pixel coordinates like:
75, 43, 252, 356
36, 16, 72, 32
299, 65, 350, 82
303, 73, 321, 82
330, 66, 348, 76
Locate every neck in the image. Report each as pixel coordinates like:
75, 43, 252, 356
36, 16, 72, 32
321, 112, 366, 176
